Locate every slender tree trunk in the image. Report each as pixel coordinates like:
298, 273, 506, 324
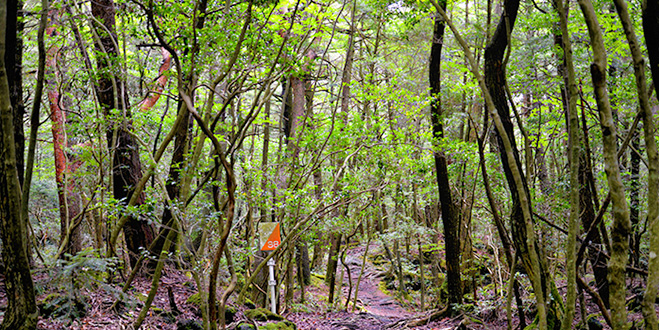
429, 8, 461, 306
46, 14, 82, 257
326, 232, 342, 305
643, 0, 659, 328
431, 0, 552, 327
483, 0, 556, 326
552, 1, 579, 327
629, 129, 641, 268
576, 92, 610, 307
0, 1, 38, 326
289, 76, 311, 292
91, 0, 154, 268
610, 0, 659, 328
577, 0, 631, 328
326, 0, 357, 305
151, 98, 192, 265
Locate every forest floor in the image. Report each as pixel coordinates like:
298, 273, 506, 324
0, 241, 634, 329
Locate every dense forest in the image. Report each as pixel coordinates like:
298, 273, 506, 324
1, 0, 659, 328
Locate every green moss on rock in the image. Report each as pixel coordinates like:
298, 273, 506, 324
245, 308, 284, 321
244, 298, 256, 309
237, 323, 257, 330
258, 320, 296, 330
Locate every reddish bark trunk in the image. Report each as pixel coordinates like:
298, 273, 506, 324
46, 16, 81, 257
138, 48, 172, 112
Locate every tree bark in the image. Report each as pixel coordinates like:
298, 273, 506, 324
611, 0, 659, 328
429, 8, 461, 306
483, 0, 555, 326
430, 0, 552, 326
46, 13, 82, 257
5, 0, 23, 185
577, 0, 632, 328
644, 0, 659, 98
91, 0, 155, 268
643, 0, 659, 328
552, 0, 579, 327
0, 0, 38, 326
629, 128, 641, 268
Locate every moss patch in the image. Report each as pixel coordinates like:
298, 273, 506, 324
258, 320, 296, 330
245, 308, 284, 322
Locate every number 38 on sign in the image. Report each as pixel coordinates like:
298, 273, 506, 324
258, 222, 281, 251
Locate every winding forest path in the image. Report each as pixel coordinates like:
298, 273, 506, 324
341, 245, 413, 319
287, 244, 418, 330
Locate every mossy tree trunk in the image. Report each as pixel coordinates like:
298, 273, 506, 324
552, 0, 580, 327
577, 0, 632, 328
0, 0, 38, 326
642, 0, 659, 327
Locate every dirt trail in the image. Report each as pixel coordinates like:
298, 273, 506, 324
287, 244, 418, 330
340, 248, 413, 320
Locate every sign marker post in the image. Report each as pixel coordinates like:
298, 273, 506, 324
258, 222, 281, 314
267, 258, 276, 314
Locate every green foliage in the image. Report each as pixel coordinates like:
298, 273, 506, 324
39, 249, 134, 323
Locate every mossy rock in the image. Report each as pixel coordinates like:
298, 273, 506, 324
187, 292, 235, 322
585, 314, 603, 330
244, 298, 256, 309
258, 320, 297, 330
245, 308, 284, 321
369, 253, 389, 267
237, 323, 257, 330
177, 319, 203, 330
225, 305, 237, 324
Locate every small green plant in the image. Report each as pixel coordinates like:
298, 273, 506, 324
40, 248, 135, 324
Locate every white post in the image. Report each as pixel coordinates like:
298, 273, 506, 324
267, 258, 277, 314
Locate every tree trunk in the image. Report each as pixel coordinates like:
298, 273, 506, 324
577, 0, 632, 328
552, 0, 580, 327
0, 1, 38, 326
5, 0, 23, 186
629, 128, 641, 268
611, 0, 659, 328
429, 8, 461, 306
643, 0, 659, 98
575, 92, 610, 307
326, 232, 342, 305
642, 0, 659, 328
483, 0, 555, 326
46, 15, 82, 257
151, 99, 192, 267
91, 0, 154, 268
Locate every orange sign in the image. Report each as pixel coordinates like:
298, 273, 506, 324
259, 222, 281, 251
